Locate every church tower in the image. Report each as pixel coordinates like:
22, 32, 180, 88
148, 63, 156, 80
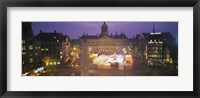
101, 22, 108, 36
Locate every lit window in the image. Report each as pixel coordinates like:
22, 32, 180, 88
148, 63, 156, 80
53, 62, 56, 65
41, 48, 44, 51
45, 48, 48, 51
35, 53, 38, 55
60, 56, 62, 59
29, 45, 33, 50
57, 40, 59, 42
38, 46, 40, 49
57, 62, 60, 64
22, 52, 26, 55
54, 36, 56, 39
22, 46, 26, 51
22, 40, 25, 44
29, 58, 33, 63
60, 51, 62, 54
35, 47, 37, 49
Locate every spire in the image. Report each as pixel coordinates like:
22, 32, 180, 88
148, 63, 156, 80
101, 22, 108, 36
153, 23, 156, 33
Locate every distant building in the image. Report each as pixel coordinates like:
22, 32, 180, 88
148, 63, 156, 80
70, 39, 80, 53
147, 24, 177, 66
35, 30, 70, 65
80, 22, 131, 55
134, 33, 149, 59
22, 22, 41, 73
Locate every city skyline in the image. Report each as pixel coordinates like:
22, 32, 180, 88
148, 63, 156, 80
22, 22, 178, 76
32, 22, 178, 39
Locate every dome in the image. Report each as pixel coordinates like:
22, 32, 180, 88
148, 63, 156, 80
101, 22, 108, 27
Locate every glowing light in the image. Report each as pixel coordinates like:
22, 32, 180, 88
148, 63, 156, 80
46, 61, 49, 66
150, 33, 154, 35
22, 52, 26, 55
45, 48, 48, 51
29, 45, 33, 50
93, 54, 133, 66
166, 54, 170, 62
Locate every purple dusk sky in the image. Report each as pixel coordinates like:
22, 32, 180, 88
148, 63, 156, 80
31, 22, 178, 39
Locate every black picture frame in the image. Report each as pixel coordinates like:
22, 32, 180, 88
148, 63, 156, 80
0, 0, 199, 98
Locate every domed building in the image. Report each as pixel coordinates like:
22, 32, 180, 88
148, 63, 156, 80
80, 22, 131, 55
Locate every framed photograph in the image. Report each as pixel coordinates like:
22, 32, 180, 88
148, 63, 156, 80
0, 0, 199, 98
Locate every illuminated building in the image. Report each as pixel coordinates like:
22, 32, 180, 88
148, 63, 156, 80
22, 22, 41, 73
35, 30, 70, 65
147, 24, 177, 66
80, 22, 131, 55
79, 22, 132, 70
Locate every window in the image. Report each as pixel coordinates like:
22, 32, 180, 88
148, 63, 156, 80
22, 46, 26, 51
29, 45, 33, 50
22, 40, 25, 44
22, 52, 26, 55
45, 48, 48, 51
29, 58, 33, 63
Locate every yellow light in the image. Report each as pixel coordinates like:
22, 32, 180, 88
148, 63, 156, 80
166, 54, 170, 62
45, 48, 48, 51
22, 52, 26, 55
45, 61, 49, 66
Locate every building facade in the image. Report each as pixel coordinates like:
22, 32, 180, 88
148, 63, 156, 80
35, 30, 70, 65
133, 24, 177, 66
147, 31, 176, 66
22, 22, 41, 74
80, 22, 131, 55
134, 33, 149, 59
